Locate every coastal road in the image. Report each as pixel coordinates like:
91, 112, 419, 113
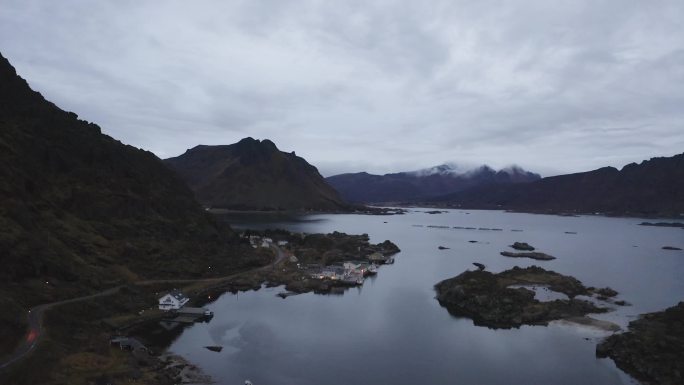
0, 245, 288, 371
0, 285, 124, 371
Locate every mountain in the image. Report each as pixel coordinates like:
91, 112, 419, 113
433, 154, 684, 217
164, 139, 347, 211
326, 164, 540, 203
0, 53, 264, 356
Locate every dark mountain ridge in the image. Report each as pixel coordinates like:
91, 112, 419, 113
433, 154, 684, 217
165, 139, 347, 211
0, 53, 265, 355
326, 164, 540, 203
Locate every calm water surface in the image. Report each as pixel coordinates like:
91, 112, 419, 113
169, 209, 684, 385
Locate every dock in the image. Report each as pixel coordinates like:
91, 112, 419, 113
176, 307, 211, 316
163, 307, 213, 324
169, 315, 199, 324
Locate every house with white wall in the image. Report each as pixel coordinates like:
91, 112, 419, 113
158, 289, 189, 311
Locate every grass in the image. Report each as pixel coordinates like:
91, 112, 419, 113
0, 259, 278, 384
0, 284, 166, 384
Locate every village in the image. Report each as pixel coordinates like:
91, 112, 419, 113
94, 230, 403, 385
245, 232, 398, 290
110, 231, 400, 352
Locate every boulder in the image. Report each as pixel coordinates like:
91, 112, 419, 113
500, 251, 555, 261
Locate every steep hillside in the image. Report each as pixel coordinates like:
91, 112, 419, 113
434, 154, 684, 217
0, 53, 266, 356
165, 139, 347, 211
326, 165, 540, 203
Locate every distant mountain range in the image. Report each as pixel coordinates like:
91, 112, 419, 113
326, 164, 541, 203
432, 154, 684, 217
165, 138, 347, 211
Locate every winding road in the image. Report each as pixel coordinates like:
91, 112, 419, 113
0, 245, 288, 371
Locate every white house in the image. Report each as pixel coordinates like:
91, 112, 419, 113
247, 235, 260, 248
343, 262, 362, 271
321, 266, 345, 280
158, 289, 189, 311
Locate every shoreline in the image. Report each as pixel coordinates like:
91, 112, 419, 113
4, 211, 675, 384
209, 205, 682, 221
207, 206, 407, 216
391, 205, 684, 220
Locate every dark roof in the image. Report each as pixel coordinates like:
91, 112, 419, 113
167, 289, 188, 301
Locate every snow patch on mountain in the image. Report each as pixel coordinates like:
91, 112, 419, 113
411, 163, 533, 177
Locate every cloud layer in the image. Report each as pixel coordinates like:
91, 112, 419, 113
1, 0, 683, 176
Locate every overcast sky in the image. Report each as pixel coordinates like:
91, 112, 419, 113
1, 1, 683, 176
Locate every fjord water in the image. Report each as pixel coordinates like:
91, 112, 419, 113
170, 210, 684, 385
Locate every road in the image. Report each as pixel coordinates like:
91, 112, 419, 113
0, 245, 288, 371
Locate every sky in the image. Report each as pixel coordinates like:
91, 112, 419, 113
1, 1, 683, 177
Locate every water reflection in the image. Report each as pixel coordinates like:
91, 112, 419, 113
166, 209, 682, 385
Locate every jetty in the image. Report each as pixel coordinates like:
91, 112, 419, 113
164, 307, 213, 324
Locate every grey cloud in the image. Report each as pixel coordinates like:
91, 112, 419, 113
0, 0, 682, 176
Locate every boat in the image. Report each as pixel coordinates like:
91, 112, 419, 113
367, 263, 378, 275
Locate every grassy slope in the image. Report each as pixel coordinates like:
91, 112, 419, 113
0, 52, 267, 364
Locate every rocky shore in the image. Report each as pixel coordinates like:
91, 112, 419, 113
434, 266, 615, 329
638, 222, 684, 228
159, 353, 213, 384
198, 231, 402, 297
596, 302, 684, 385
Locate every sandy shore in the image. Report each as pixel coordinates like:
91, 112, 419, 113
557, 316, 621, 332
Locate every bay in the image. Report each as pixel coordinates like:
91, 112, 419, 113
168, 209, 684, 385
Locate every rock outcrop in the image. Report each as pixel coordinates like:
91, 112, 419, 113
500, 251, 556, 261
597, 302, 684, 385
510, 242, 535, 251
434, 266, 609, 329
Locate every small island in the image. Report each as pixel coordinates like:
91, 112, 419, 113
500, 251, 556, 260
511, 242, 535, 251
502, 242, 555, 260
597, 302, 684, 385
434, 266, 615, 329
